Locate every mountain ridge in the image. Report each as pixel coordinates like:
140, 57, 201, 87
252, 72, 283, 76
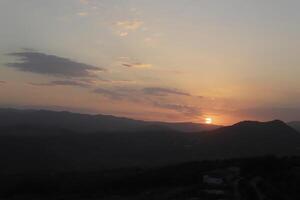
0, 112, 299, 172
0, 108, 220, 133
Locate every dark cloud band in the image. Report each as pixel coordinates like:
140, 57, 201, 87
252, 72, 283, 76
6, 51, 103, 77
30, 80, 90, 88
143, 87, 191, 96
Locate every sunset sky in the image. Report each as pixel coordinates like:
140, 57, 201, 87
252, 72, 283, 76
0, 0, 300, 125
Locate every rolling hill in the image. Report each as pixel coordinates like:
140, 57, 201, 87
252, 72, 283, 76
198, 120, 300, 158
0, 109, 300, 173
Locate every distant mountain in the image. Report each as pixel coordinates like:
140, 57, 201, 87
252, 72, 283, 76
152, 121, 220, 132
288, 121, 300, 132
0, 108, 219, 133
0, 116, 299, 173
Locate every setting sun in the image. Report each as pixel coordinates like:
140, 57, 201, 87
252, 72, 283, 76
205, 117, 213, 124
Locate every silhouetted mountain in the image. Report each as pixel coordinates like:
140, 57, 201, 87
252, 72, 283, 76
0, 116, 300, 174
288, 121, 300, 132
0, 108, 219, 133
198, 120, 300, 159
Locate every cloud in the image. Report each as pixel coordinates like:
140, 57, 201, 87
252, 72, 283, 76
93, 88, 126, 100
78, 78, 98, 84
115, 20, 144, 37
118, 57, 152, 68
143, 87, 191, 96
92, 86, 201, 117
116, 20, 143, 30
30, 80, 90, 88
50, 80, 90, 87
93, 87, 143, 101
0, 81, 6, 84
110, 80, 137, 84
79, 0, 89, 4
122, 62, 152, 68
119, 32, 129, 37
77, 12, 88, 16
93, 86, 193, 100
6, 51, 103, 77
153, 102, 201, 117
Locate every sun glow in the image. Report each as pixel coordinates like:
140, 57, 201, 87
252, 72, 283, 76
205, 117, 213, 124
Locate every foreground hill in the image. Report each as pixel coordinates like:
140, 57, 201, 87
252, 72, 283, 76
199, 120, 300, 158
0, 108, 219, 133
1, 156, 300, 199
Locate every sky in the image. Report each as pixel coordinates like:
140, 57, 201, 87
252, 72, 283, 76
0, 0, 300, 125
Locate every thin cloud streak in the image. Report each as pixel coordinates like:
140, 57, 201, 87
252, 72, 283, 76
29, 80, 91, 88
122, 63, 152, 68
143, 87, 191, 96
92, 86, 202, 117
93, 88, 127, 100
153, 102, 202, 117
116, 20, 143, 30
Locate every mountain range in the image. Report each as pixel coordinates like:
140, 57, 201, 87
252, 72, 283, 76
0, 108, 299, 173
0, 108, 219, 133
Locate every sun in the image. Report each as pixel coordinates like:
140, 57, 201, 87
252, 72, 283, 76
205, 117, 213, 124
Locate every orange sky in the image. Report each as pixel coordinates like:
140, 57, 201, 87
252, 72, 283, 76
0, 0, 300, 125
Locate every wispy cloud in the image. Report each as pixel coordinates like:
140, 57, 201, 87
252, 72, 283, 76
77, 12, 88, 16
93, 88, 129, 100
115, 20, 144, 37
93, 86, 194, 99
116, 20, 143, 30
119, 32, 129, 37
93, 86, 142, 101
153, 102, 202, 117
92, 86, 201, 117
122, 62, 152, 68
110, 80, 137, 84
118, 57, 152, 69
6, 51, 103, 77
143, 87, 191, 96
29, 80, 90, 88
